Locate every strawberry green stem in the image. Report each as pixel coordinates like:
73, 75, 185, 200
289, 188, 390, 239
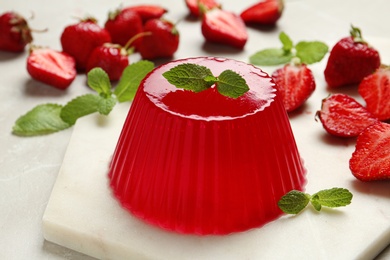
350, 25, 366, 44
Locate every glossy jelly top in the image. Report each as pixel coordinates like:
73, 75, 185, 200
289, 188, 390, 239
143, 57, 277, 120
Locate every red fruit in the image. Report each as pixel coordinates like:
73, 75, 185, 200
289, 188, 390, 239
0, 11, 33, 52
324, 26, 381, 88
240, 0, 284, 25
138, 19, 179, 60
185, 0, 221, 17
60, 19, 111, 71
316, 94, 379, 137
27, 47, 77, 89
124, 5, 167, 23
86, 43, 129, 81
104, 8, 143, 49
349, 122, 390, 181
271, 63, 315, 112
201, 8, 248, 49
358, 66, 390, 121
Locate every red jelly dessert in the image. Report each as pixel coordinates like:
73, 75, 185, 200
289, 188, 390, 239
108, 57, 306, 235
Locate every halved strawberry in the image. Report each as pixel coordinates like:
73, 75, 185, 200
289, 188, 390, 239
27, 47, 76, 89
123, 5, 167, 23
358, 66, 390, 121
271, 63, 315, 112
201, 8, 248, 49
349, 122, 390, 181
185, 0, 221, 17
316, 93, 379, 137
240, 0, 284, 25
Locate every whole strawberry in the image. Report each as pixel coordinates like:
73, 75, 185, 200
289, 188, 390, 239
86, 43, 129, 81
240, 0, 284, 25
201, 8, 248, 49
0, 11, 33, 52
185, 0, 221, 17
271, 62, 315, 112
124, 5, 167, 23
138, 18, 179, 60
358, 66, 390, 121
27, 46, 77, 89
317, 94, 379, 137
104, 8, 143, 49
324, 26, 380, 88
349, 122, 390, 181
60, 18, 111, 71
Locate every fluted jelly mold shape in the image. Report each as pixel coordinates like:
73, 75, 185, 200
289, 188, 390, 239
108, 57, 306, 235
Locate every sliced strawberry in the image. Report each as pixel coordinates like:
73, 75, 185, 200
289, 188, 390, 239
324, 26, 381, 88
0, 11, 33, 52
271, 63, 315, 112
349, 122, 390, 181
317, 94, 379, 137
240, 0, 284, 25
60, 18, 111, 71
201, 8, 248, 49
138, 18, 179, 60
123, 5, 167, 23
27, 47, 76, 89
185, 0, 221, 17
104, 8, 143, 48
86, 43, 129, 81
358, 66, 390, 121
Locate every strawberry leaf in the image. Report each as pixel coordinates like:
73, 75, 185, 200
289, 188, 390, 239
249, 48, 293, 66
12, 104, 70, 136
216, 70, 249, 98
162, 63, 215, 92
60, 94, 104, 125
87, 68, 112, 98
114, 60, 154, 103
295, 41, 328, 64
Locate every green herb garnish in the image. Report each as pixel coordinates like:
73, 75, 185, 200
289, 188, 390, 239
162, 63, 249, 98
278, 187, 353, 214
249, 32, 329, 66
12, 60, 154, 136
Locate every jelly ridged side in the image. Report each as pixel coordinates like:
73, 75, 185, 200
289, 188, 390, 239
108, 90, 306, 235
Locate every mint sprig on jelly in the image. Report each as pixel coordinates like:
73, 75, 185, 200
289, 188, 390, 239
12, 60, 154, 136
162, 63, 249, 98
278, 187, 353, 214
250, 32, 329, 66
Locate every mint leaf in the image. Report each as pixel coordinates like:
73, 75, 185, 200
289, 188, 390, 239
60, 94, 103, 125
295, 41, 329, 64
278, 187, 353, 215
114, 60, 154, 103
97, 96, 117, 115
216, 70, 249, 98
279, 32, 293, 52
310, 199, 322, 211
312, 188, 353, 208
249, 48, 293, 66
12, 104, 70, 136
87, 68, 112, 98
278, 190, 311, 214
162, 63, 215, 92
